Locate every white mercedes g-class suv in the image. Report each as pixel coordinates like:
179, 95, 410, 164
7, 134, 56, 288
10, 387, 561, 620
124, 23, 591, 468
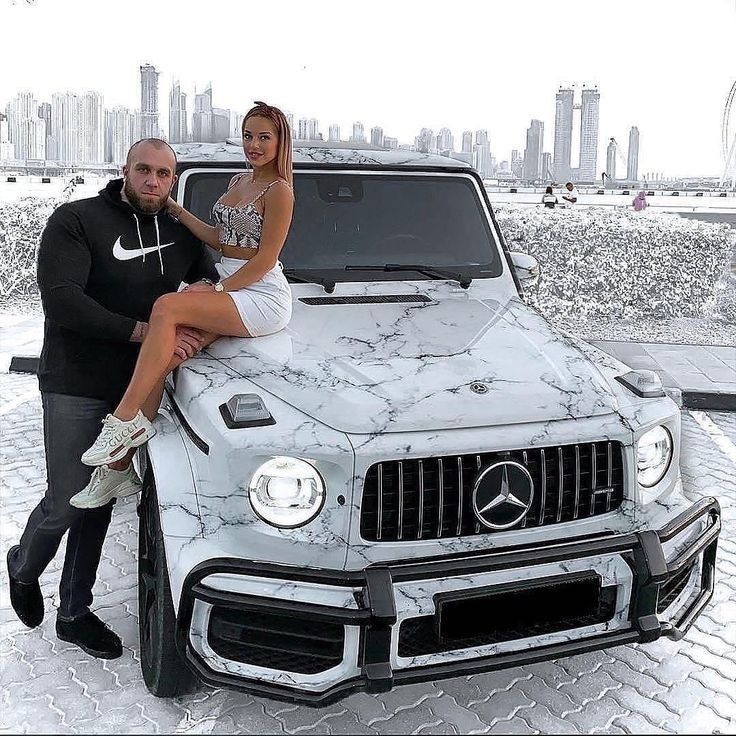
137, 142, 721, 704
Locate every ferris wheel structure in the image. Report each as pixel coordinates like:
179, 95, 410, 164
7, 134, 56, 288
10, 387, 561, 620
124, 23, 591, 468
721, 80, 736, 189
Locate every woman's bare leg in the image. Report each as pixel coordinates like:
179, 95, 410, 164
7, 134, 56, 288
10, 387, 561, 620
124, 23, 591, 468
114, 292, 247, 421
108, 333, 219, 469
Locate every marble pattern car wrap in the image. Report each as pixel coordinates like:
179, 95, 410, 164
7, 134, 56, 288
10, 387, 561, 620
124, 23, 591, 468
206, 288, 660, 436
165, 356, 355, 574
171, 142, 472, 169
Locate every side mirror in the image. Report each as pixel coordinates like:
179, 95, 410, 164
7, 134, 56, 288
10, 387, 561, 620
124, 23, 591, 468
509, 251, 541, 288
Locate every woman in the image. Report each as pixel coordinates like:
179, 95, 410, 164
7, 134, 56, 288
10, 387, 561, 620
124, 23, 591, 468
632, 190, 648, 212
542, 186, 557, 209
78, 101, 294, 484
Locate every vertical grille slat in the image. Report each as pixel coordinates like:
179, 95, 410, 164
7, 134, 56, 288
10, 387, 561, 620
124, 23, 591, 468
456, 457, 464, 536
590, 443, 597, 516
573, 445, 581, 520
437, 458, 445, 538
397, 461, 404, 541
556, 448, 564, 523
538, 449, 547, 526
358, 442, 625, 543
417, 459, 425, 540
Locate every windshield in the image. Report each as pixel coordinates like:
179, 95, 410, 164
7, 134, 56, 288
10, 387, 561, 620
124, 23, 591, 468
181, 170, 503, 282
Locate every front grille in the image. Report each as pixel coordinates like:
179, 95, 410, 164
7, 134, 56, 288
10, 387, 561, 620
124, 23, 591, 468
398, 576, 617, 657
657, 563, 696, 613
360, 441, 625, 541
208, 607, 344, 674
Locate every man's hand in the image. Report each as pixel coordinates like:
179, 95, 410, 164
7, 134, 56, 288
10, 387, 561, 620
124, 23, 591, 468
183, 280, 216, 292
174, 326, 207, 360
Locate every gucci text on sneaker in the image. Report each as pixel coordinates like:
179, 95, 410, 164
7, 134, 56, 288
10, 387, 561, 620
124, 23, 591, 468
81, 411, 155, 466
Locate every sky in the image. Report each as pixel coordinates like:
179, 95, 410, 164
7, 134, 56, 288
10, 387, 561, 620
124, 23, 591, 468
1, 0, 735, 177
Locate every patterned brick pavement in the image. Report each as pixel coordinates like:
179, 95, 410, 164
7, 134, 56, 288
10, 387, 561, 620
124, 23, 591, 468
1, 327, 735, 733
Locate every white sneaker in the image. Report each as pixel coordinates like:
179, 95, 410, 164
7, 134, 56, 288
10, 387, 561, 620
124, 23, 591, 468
69, 464, 142, 509
81, 411, 155, 466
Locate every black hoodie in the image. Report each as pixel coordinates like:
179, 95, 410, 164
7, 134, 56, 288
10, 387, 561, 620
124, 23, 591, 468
37, 178, 218, 401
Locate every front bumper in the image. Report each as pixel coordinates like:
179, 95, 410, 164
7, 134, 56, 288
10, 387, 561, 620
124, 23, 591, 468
175, 497, 720, 704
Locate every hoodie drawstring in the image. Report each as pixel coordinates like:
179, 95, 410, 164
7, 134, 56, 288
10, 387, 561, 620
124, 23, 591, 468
132, 213, 165, 275
153, 215, 164, 275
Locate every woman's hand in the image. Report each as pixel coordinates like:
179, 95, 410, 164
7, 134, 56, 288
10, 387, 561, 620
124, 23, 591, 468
183, 280, 216, 292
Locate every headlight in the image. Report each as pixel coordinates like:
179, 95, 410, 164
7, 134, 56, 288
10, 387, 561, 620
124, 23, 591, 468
636, 426, 673, 488
249, 456, 325, 528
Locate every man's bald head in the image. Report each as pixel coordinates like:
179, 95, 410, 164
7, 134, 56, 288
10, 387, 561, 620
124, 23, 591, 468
125, 138, 177, 169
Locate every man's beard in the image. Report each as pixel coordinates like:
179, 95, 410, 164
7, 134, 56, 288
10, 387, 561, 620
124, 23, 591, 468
123, 179, 168, 214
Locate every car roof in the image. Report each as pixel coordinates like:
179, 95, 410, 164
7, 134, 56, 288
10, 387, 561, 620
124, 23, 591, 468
171, 140, 473, 171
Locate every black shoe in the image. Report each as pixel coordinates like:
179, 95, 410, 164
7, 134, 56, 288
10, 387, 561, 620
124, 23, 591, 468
56, 612, 123, 659
7, 545, 44, 628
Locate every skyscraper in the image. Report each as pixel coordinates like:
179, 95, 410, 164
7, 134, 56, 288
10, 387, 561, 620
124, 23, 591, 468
579, 86, 600, 181
50, 92, 76, 163
0, 113, 13, 160
328, 124, 341, 141
351, 122, 365, 142
371, 126, 384, 147
307, 118, 320, 140
461, 130, 473, 153
606, 138, 617, 180
627, 126, 640, 181
5, 91, 38, 159
169, 81, 188, 143
415, 128, 434, 153
522, 119, 544, 181
38, 102, 52, 156
79, 91, 104, 163
553, 87, 574, 182
297, 118, 309, 139
105, 106, 137, 165
540, 152, 552, 181
436, 127, 453, 153
212, 108, 231, 141
193, 85, 213, 142
140, 64, 160, 138
383, 136, 398, 150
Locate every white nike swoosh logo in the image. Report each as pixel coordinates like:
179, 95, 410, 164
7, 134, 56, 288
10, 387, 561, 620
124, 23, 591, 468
112, 236, 176, 261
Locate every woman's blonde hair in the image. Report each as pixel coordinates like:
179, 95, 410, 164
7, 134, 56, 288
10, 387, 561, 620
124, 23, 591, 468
242, 101, 293, 187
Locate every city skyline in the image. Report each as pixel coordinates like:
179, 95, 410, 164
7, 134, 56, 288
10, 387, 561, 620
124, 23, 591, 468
0, 76, 673, 184
1, 0, 734, 177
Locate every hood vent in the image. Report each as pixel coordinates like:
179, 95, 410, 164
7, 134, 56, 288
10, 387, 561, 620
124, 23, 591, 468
299, 295, 432, 306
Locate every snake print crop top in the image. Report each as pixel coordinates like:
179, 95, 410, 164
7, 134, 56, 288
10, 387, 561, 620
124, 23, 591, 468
211, 174, 288, 248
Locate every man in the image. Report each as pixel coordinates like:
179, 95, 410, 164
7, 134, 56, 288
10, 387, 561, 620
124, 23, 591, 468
6, 139, 217, 659
561, 181, 579, 206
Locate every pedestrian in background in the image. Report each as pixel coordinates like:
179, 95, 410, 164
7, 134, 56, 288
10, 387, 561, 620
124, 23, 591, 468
633, 190, 649, 211
542, 186, 558, 209
561, 181, 579, 206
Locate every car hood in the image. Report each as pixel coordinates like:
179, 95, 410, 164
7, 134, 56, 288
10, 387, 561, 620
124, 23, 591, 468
206, 289, 621, 434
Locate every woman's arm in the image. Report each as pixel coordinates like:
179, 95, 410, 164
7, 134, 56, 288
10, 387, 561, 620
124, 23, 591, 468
218, 182, 294, 291
167, 197, 222, 250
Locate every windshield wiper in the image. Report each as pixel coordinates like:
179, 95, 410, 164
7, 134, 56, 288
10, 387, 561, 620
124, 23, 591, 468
282, 268, 336, 293
345, 264, 472, 289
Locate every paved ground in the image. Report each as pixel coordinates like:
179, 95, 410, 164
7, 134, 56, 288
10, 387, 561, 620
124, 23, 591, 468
1, 320, 735, 734
592, 341, 736, 398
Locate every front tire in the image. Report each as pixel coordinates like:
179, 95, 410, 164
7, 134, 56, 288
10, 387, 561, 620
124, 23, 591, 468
138, 468, 196, 697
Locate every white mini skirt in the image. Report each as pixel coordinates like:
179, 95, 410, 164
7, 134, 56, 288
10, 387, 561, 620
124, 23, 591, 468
215, 256, 292, 337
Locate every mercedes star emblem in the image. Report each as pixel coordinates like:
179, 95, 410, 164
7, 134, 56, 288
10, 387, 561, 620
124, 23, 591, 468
472, 460, 534, 530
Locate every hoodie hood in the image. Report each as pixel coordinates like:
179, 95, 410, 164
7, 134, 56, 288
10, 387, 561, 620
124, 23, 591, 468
100, 178, 167, 274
